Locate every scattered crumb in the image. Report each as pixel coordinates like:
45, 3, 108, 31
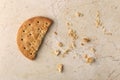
58, 42, 63, 47
83, 54, 88, 59
95, 11, 102, 27
54, 32, 57, 35
70, 41, 76, 49
63, 48, 71, 54
61, 48, 71, 57
86, 57, 95, 64
66, 22, 72, 26
68, 29, 78, 40
81, 43, 84, 46
57, 64, 64, 73
90, 48, 96, 53
75, 12, 84, 17
54, 50, 61, 56
82, 37, 91, 43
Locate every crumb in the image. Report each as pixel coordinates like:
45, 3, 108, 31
86, 57, 95, 64
70, 41, 76, 49
63, 48, 71, 54
95, 11, 102, 27
66, 22, 72, 26
81, 43, 84, 46
58, 42, 63, 47
83, 54, 88, 59
83, 37, 91, 43
75, 12, 84, 17
54, 32, 57, 35
90, 48, 96, 53
57, 64, 64, 73
54, 50, 61, 56
68, 29, 78, 40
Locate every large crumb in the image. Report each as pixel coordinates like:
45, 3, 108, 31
68, 29, 78, 40
57, 64, 64, 73
58, 42, 63, 47
86, 57, 95, 64
54, 50, 61, 56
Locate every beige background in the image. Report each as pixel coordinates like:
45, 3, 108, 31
0, 0, 120, 80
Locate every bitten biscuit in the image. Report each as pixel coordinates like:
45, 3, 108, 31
17, 16, 53, 60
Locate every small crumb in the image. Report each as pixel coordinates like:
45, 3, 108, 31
83, 37, 91, 43
83, 54, 88, 59
81, 43, 84, 46
66, 22, 72, 26
86, 57, 95, 64
61, 48, 71, 57
54, 32, 58, 35
90, 48, 96, 53
70, 41, 76, 49
75, 12, 84, 17
57, 64, 64, 73
95, 11, 102, 27
68, 29, 78, 40
54, 50, 61, 56
58, 42, 63, 47
63, 48, 71, 54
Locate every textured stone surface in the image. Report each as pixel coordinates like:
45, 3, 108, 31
0, 0, 120, 80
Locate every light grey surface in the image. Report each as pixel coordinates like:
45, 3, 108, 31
0, 0, 120, 80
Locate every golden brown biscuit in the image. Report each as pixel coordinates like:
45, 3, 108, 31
17, 16, 53, 60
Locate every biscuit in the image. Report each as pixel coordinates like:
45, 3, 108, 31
17, 16, 53, 60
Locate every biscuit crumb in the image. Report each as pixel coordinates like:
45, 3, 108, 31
54, 50, 61, 56
70, 41, 76, 49
58, 42, 63, 47
54, 32, 57, 35
66, 22, 72, 26
83, 37, 91, 43
86, 57, 95, 64
81, 43, 84, 46
75, 12, 84, 17
68, 29, 78, 40
90, 48, 96, 53
57, 64, 64, 73
64, 48, 71, 54
95, 11, 102, 27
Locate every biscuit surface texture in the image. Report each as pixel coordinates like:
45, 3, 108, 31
17, 16, 53, 60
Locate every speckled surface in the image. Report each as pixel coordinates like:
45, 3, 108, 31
0, 0, 120, 80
